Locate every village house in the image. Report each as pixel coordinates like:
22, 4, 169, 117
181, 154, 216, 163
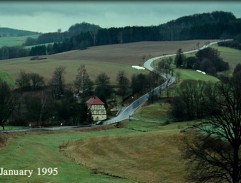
86, 96, 107, 122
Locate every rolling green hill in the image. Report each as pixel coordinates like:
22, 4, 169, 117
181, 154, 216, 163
175, 68, 219, 82
212, 45, 241, 74
0, 27, 38, 37
0, 120, 191, 183
0, 72, 14, 87
0, 34, 39, 47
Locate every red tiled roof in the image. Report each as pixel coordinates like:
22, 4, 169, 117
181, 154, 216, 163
86, 96, 104, 105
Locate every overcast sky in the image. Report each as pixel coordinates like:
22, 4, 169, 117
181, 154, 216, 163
0, 2, 241, 33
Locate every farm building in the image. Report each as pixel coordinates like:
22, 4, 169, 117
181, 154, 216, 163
86, 96, 107, 122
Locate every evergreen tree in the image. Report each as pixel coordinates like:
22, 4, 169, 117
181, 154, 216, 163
175, 49, 185, 68
116, 71, 130, 98
0, 80, 17, 130
233, 63, 241, 76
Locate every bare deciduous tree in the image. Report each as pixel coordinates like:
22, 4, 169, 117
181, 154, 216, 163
74, 65, 93, 96
49, 66, 65, 99
158, 57, 173, 76
182, 77, 241, 183
16, 71, 31, 91
0, 80, 17, 130
95, 73, 112, 101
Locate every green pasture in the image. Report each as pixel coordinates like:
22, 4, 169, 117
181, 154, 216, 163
152, 44, 241, 83
0, 128, 133, 183
0, 71, 15, 87
175, 68, 219, 82
0, 113, 190, 183
0, 120, 190, 183
153, 59, 219, 83
130, 101, 196, 132
212, 45, 241, 75
24, 42, 54, 49
157, 69, 219, 98
0, 35, 39, 47
4, 126, 29, 131
133, 102, 171, 123
0, 58, 146, 86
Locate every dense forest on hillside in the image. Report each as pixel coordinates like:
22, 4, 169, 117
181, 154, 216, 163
26, 11, 241, 45
23, 22, 101, 46
218, 40, 241, 50
1, 11, 241, 60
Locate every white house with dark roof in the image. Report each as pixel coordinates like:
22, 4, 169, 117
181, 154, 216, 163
86, 96, 107, 122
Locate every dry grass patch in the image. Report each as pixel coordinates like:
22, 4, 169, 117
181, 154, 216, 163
62, 131, 189, 183
0, 133, 9, 148
0, 132, 22, 149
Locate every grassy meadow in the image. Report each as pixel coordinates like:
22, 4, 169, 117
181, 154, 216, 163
176, 44, 241, 81
63, 128, 187, 183
0, 101, 193, 183
0, 127, 133, 183
133, 101, 171, 123
0, 72, 15, 87
152, 44, 241, 84
0, 58, 146, 85
175, 68, 219, 82
212, 45, 241, 75
0, 35, 39, 47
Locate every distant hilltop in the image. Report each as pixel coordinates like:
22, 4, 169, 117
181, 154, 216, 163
0, 27, 38, 37
0, 11, 241, 60
24, 11, 241, 47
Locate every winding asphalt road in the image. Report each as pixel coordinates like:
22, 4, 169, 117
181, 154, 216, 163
2, 39, 232, 132
103, 52, 175, 125
103, 39, 233, 125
